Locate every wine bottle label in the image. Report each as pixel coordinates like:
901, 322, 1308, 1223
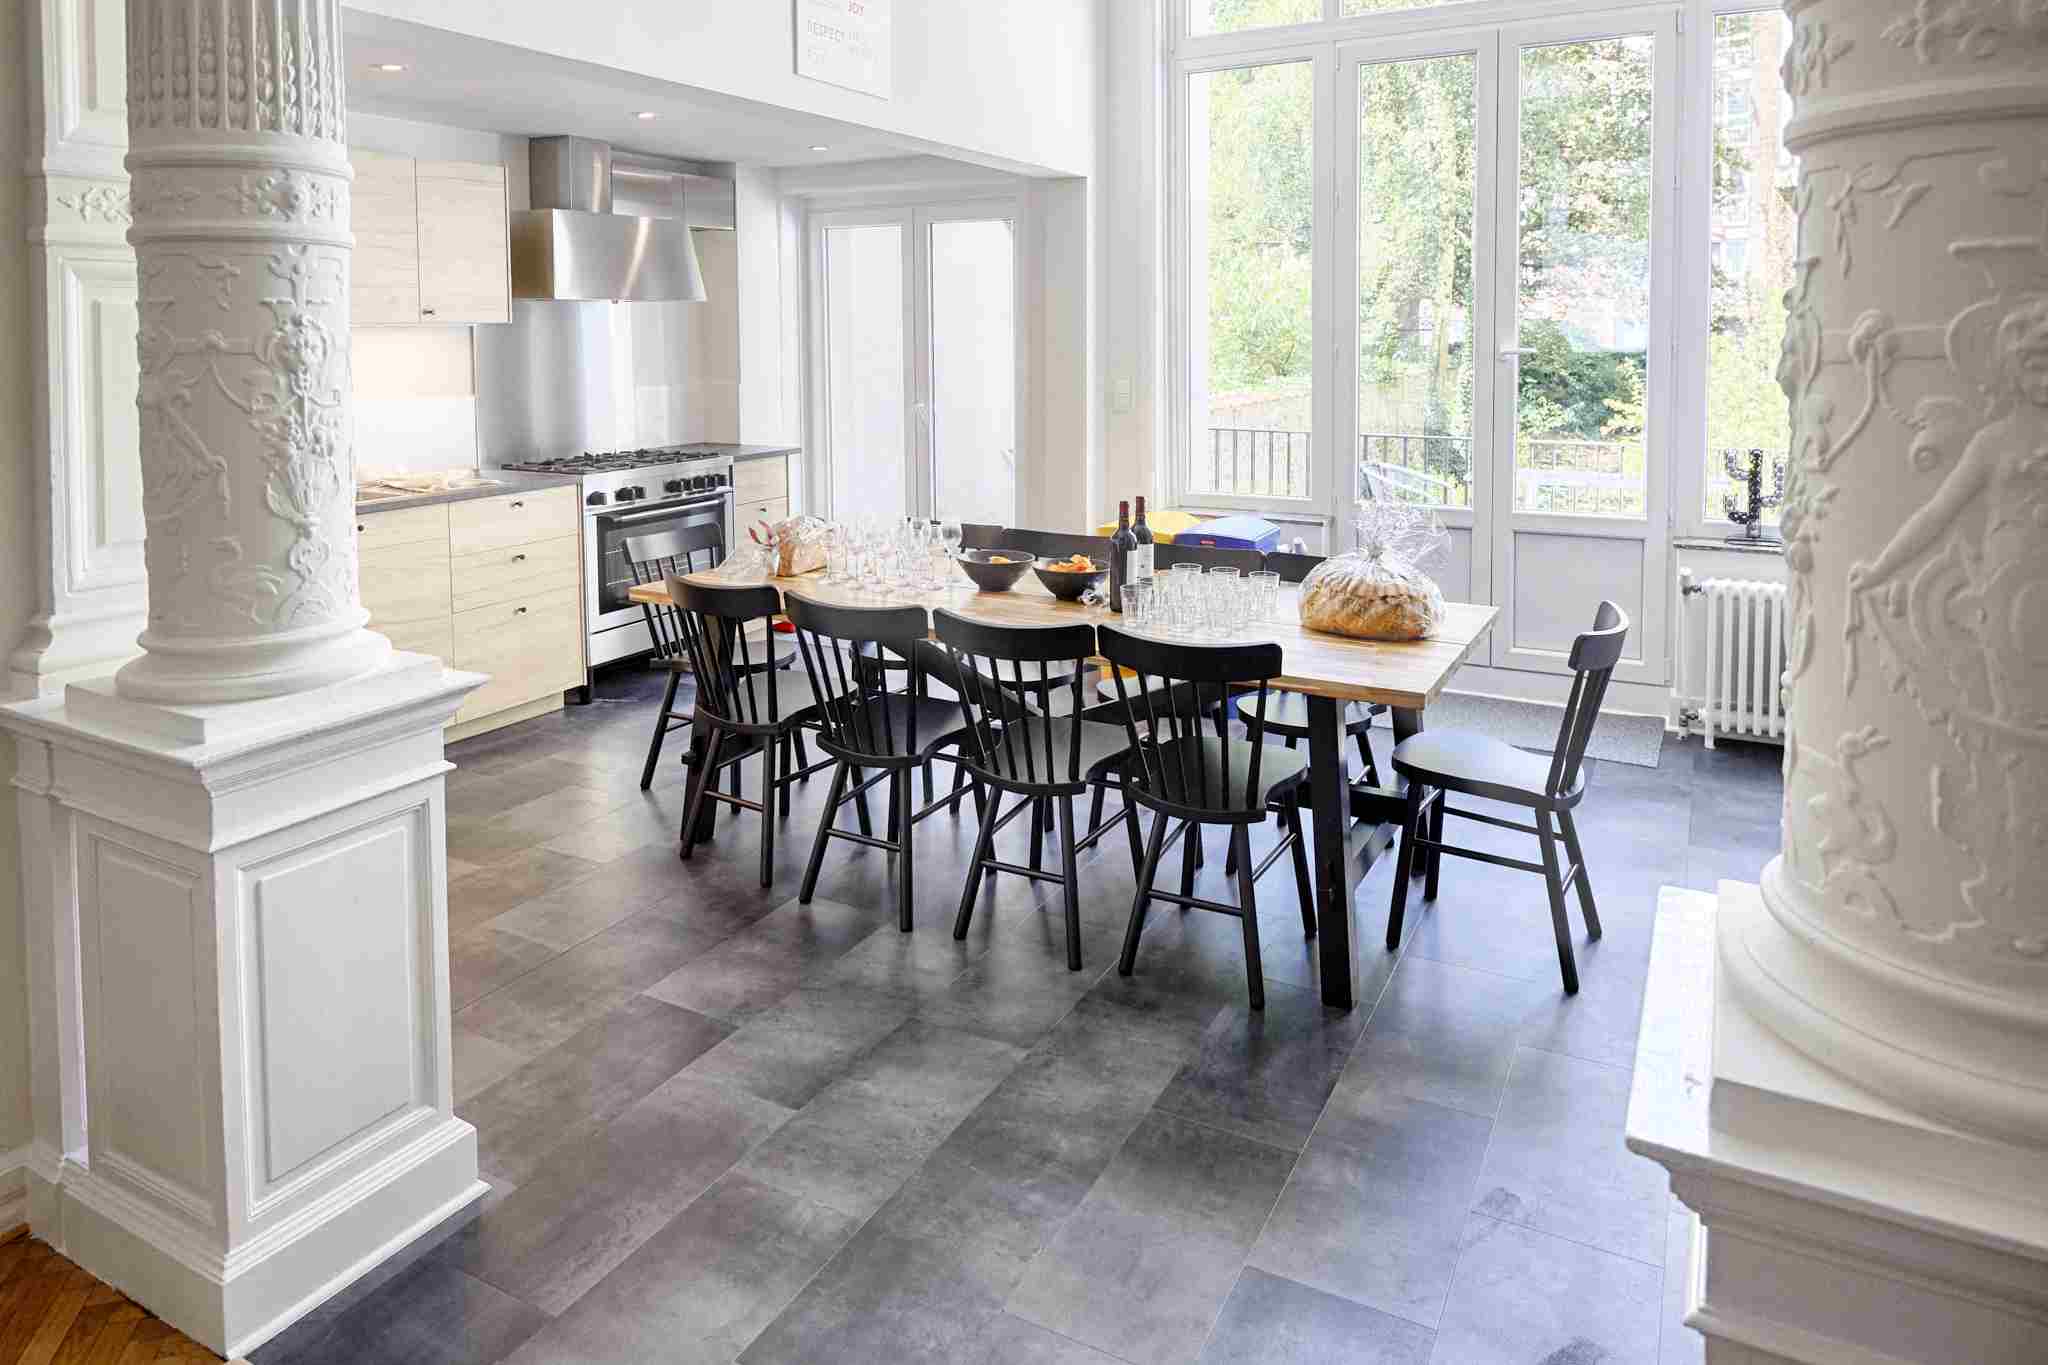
1131, 544, 1154, 581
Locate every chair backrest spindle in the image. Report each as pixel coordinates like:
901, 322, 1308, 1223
1546, 600, 1630, 796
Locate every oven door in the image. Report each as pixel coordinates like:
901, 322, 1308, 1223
586, 493, 732, 663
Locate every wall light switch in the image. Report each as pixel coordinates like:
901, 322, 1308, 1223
1110, 377, 1134, 414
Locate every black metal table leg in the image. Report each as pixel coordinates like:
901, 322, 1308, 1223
1306, 695, 1357, 1009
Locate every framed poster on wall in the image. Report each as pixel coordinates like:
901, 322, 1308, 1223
796, 0, 892, 99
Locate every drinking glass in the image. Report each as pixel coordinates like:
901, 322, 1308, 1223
939, 517, 963, 560
1248, 570, 1280, 623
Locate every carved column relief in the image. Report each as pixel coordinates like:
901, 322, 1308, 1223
1732, 0, 2048, 1145
115, 0, 386, 702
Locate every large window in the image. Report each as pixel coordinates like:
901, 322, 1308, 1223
1186, 59, 1315, 501
1703, 8, 1797, 528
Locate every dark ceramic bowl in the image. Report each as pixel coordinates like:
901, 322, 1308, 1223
954, 547, 1036, 592
1031, 557, 1110, 602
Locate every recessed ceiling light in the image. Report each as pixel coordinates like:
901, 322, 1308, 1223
809, 144, 830, 152
635, 111, 658, 121
372, 62, 406, 72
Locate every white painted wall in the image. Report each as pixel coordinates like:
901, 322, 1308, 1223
349, 0, 1101, 179
1, 0, 37, 1220
1036, 178, 1096, 531
1096, 0, 1164, 524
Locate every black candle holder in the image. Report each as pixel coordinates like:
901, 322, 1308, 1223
1722, 448, 1785, 545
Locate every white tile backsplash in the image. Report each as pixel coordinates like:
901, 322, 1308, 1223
354, 397, 480, 475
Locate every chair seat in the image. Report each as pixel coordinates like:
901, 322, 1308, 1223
1230, 691, 1380, 736
691, 668, 821, 732
1391, 729, 1579, 805
831, 692, 975, 762
1124, 736, 1308, 815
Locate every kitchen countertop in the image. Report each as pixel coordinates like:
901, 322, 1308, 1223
353, 469, 582, 517
718, 444, 801, 462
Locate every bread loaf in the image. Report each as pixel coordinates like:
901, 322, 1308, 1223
774, 516, 829, 576
1297, 554, 1443, 641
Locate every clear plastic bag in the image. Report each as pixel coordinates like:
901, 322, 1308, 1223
1297, 503, 1447, 641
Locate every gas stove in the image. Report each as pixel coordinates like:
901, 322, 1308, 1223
496, 447, 734, 509
499, 443, 736, 476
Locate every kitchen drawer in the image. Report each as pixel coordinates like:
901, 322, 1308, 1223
360, 536, 452, 625
355, 502, 449, 551
735, 498, 789, 536
378, 616, 454, 662
448, 486, 579, 556
451, 586, 584, 724
451, 533, 579, 613
732, 456, 788, 505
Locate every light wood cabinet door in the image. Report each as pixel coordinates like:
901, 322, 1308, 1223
360, 536, 453, 627
354, 502, 448, 551
450, 534, 580, 613
451, 586, 583, 724
349, 150, 420, 326
736, 498, 789, 536
448, 486, 580, 556
417, 161, 509, 325
732, 456, 789, 505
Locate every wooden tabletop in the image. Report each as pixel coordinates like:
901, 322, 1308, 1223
629, 571, 1497, 712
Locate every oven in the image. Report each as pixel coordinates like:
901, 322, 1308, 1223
585, 489, 733, 664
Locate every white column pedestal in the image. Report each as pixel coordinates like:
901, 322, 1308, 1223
2, 653, 487, 1357
1628, 884, 2048, 1365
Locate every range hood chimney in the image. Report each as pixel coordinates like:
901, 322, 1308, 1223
510, 135, 707, 302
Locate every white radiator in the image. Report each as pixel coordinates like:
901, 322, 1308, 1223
1677, 570, 1787, 748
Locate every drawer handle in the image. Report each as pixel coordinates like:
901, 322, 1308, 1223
511, 553, 527, 563
511, 500, 525, 509
421, 307, 437, 316
355, 523, 365, 533
514, 606, 528, 616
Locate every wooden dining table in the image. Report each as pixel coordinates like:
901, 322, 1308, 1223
629, 569, 1496, 1010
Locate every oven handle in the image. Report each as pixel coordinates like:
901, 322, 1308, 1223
595, 497, 728, 529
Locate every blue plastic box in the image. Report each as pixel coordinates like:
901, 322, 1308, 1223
1181, 515, 1281, 553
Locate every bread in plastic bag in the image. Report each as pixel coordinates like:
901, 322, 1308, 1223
1297, 503, 1447, 641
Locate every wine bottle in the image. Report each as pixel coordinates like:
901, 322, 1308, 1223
1132, 496, 1156, 583
1108, 501, 1136, 613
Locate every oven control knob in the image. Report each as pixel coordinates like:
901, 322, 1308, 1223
614, 487, 636, 503
585, 490, 608, 506
630, 484, 647, 499
664, 478, 684, 494
711, 472, 730, 487
688, 475, 708, 492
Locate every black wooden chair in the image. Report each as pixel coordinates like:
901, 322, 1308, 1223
936, 611, 1142, 971
624, 525, 799, 791
1098, 626, 1315, 1010
1384, 602, 1630, 994
1236, 549, 1385, 787
785, 594, 977, 931
960, 522, 1010, 550
1154, 542, 1265, 574
671, 579, 837, 887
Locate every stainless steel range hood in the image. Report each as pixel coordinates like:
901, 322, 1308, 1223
509, 136, 715, 302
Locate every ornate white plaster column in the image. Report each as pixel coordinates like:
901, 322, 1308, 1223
114, 0, 387, 702
1735, 0, 2048, 1149
1630, 6, 2048, 1360
0, 4, 489, 1353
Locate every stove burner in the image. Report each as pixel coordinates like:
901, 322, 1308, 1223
500, 444, 731, 475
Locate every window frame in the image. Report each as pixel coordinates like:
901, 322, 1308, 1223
1165, 0, 1778, 541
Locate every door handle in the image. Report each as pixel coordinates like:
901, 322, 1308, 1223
1498, 348, 1530, 362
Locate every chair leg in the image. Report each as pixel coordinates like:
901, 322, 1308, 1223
1283, 802, 1315, 938
799, 761, 849, 904
1119, 811, 1171, 977
1029, 797, 1046, 873
886, 770, 902, 845
1535, 810, 1581, 995
1088, 783, 1105, 836
778, 733, 793, 819
794, 728, 812, 778
1180, 818, 1199, 900
1057, 796, 1083, 972
1224, 829, 1238, 878
849, 765, 874, 837
896, 767, 916, 933
1231, 824, 1265, 1011
923, 757, 935, 806
1557, 809, 1602, 941
680, 731, 719, 862
1119, 782, 1145, 874
758, 731, 779, 889
953, 783, 1003, 940
1424, 786, 1445, 901
1353, 728, 1378, 786
1386, 780, 1425, 951
642, 670, 681, 790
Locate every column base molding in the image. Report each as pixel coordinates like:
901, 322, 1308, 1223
1629, 885, 2048, 1365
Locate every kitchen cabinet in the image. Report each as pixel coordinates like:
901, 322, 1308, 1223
732, 455, 791, 538
356, 487, 584, 740
349, 150, 510, 326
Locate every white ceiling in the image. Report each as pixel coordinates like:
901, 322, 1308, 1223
341, 11, 916, 168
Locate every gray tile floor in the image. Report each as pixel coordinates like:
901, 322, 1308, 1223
252, 667, 1784, 1365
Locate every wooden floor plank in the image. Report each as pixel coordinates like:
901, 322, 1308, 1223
0, 1240, 219, 1365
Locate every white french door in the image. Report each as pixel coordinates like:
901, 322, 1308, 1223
1334, 7, 1678, 685
809, 200, 1024, 527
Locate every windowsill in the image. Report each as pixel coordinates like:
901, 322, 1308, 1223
1674, 535, 1784, 556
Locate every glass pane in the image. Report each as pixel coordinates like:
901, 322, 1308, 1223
928, 218, 1017, 526
824, 224, 906, 523
1356, 53, 1477, 510
1513, 36, 1655, 518
1343, 0, 1480, 15
1706, 11, 1797, 528
1188, 60, 1314, 500
1191, 0, 1319, 37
